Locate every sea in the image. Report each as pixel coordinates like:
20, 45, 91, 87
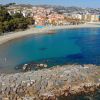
0, 28, 100, 73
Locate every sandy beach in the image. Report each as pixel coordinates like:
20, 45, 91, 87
0, 23, 100, 45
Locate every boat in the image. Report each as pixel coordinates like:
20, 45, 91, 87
47, 30, 56, 34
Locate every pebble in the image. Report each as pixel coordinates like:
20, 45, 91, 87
0, 64, 100, 99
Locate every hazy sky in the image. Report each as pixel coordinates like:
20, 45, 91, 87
0, 0, 100, 8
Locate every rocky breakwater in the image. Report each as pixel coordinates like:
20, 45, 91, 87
0, 64, 100, 100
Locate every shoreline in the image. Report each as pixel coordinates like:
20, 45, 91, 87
0, 64, 100, 99
0, 23, 100, 45
0, 23, 100, 99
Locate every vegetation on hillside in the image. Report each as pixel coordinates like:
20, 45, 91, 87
0, 6, 34, 35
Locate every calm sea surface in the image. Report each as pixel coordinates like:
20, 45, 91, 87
0, 28, 100, 73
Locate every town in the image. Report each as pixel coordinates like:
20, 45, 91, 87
6, 4, 100, 26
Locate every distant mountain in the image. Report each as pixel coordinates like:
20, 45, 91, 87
5, 3, 100, 14
17, 4, 33, 8
32, 5, 100, 14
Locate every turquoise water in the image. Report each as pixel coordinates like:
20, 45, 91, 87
0, 28, 100, 73
35, 26, 45, 29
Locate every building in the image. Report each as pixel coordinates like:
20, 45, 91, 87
82, 14, 100, 22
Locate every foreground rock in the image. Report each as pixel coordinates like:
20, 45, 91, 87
0, 64, 100, 100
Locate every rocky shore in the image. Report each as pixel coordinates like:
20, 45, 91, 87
0, 64, 100, 100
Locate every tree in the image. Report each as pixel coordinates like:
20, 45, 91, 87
0, 7, 12, 22
26, 17, 35, 25
12, 13, 24, 18
0, 22, 4, 34
5, 3, 16, 7
3, 21, 10, 32
0, 6, 33, 35
17, 18, 28, 29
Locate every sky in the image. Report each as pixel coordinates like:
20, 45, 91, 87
0, 0, 100, 8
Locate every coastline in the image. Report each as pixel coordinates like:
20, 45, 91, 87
0, 64, 100, 99
0, 23, 100, 99
0, 23, 100, 45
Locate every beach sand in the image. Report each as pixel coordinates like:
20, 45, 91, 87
0, 23, 100, 45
